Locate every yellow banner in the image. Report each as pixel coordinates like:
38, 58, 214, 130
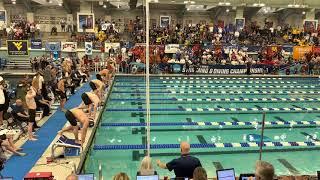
293, 46, 313, 60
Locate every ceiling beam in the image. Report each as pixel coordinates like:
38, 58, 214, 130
62, 0, 72, 14
21, 0, 33, 12
244, 7, 261, 20
211, 8, 224, 19
129, 0, 138, 9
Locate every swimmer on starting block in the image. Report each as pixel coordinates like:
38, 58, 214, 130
58, 108, 90, 146
97, 69, 111, 85
79, 92, 100, 120
89, 79, 105, 99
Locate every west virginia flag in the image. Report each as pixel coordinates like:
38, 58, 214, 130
7, 40, 29, 56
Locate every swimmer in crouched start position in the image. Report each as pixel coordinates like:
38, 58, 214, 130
58, 108, 90, 146
79, 92, 100, 120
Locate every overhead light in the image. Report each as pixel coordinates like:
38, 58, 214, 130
49, 0, 52, 3
253, 1, 265, 7
226, 8, 230, 12
218, 2, 231, 6
103, 4, 107, 8
99, 1, 103, 5
184, 0, 195, 4
171, 0, 175, 2
288, 3, 301, 8
12, 1, 16, 4
302, 11, 306, 14
154, 0, 159, 2
187, 8, 190, 10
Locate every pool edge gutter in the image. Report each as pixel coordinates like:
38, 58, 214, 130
76, 75, 116, 174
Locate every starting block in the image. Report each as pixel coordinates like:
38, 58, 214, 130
35, 111, 43, 121
51, 135, 82, 159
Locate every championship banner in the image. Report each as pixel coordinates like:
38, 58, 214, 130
7, 40, 29, 56
45, 42, 61, 52
31, 39, 42, 49
180, 64, 266, 74
61, 42, 77, 52
293, 46, 313, 60
105, 43, 120, 53
85, 42, 93, 55
165, 44, 180, 53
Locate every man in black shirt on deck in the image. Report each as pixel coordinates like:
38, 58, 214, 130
156, 142, 202, 179
35, 90, 51, 116
11, 99, 29, 122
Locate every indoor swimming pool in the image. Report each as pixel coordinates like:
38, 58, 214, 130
84, 76, 320, 179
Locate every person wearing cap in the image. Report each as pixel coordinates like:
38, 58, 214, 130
58, 108, 90, 146
79, 92, 100, 120
0, 76, 5, 126
25, 86, 38, 141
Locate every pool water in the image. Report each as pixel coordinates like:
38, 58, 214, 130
84, 76, 320, 179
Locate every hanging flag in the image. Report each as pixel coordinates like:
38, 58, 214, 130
85, 42, 93, 55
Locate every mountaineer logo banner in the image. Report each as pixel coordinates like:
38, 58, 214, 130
7, 40, 29, 56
